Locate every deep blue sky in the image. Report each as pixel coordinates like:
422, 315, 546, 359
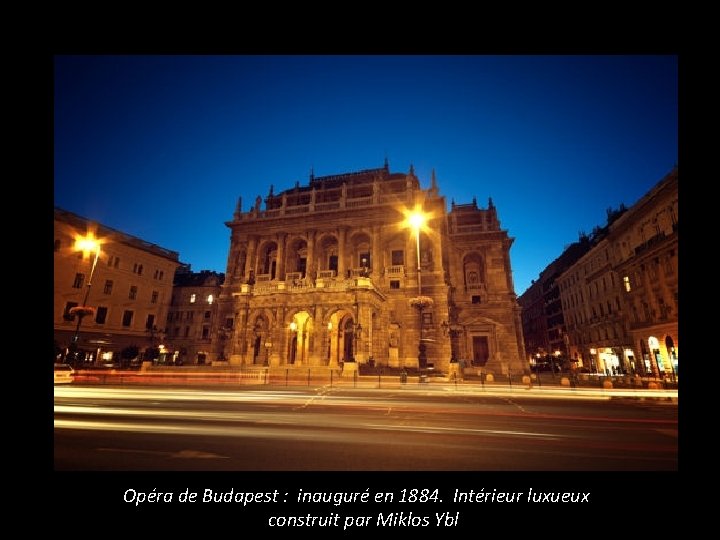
54, 55, 677, 295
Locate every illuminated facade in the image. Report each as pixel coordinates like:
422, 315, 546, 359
164, 268, 225, 365
557, 167, 678, 376
212, 163, 526, 375
54, 207, 180, 363
608, 168, 678, 377
559, 237, 633, 374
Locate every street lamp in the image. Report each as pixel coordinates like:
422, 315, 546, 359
69, 233, 101, 365
406, 208, 431, 370
289, 321, 298, 364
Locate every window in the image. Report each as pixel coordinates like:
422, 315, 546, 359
63, 301, 78, 321
138, 264, 143, 276
151, 291, 158, 303
391, 250, 404, 265
54, 239, 61, 252
145, 314, 155, 330
190, 293, 196, 303
390, 280, 400, 289
207, 294, 214, 304
225, 317, 234, 329
108, 256, 113, 266
174, 327, 180, 337
205, 311, 211, 319
95, 306, 108, 324
329, 255, 338, 273
154, 269, 158, 279
159, 271, 164, 280
184, 326, 190, 337
129, 286, 137, 300
133, 263, 138, 273
202, 326, 210, 339
187, 311, 194, 321
472, 295, 481, 304
103, 280, 113, 294
122, 310, 134, 327
359, 253, 371, 268
72, 273, 85, 289
623, 276, 631, 292
114, 257, 120, 269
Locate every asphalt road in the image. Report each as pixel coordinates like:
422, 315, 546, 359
54, 384, 677, 471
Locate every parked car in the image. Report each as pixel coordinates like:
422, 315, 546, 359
54, 363, 75, 384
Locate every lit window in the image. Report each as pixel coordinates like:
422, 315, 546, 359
207, 294, 214, 304
190, 293, 196, 303
623, 276, 631, 292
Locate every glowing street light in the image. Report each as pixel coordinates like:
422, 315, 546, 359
69, 233, 101, 365
405, 207, 431, 372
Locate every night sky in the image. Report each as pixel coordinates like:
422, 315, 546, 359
54, 55, 677, 295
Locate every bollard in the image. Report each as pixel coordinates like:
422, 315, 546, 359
285, 368, 289, 386
330, 369, 333, 388
354, 370, 357, 388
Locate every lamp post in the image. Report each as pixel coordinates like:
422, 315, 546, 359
69, 234, 101, 366
264, 339, 272, 366
289, 321, 298, 364
407, 209, 430, 371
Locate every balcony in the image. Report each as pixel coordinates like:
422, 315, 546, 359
386, 265, 404, 276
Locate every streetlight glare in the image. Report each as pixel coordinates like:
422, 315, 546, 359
408, 211, 426, 230
74, 233, 101, 255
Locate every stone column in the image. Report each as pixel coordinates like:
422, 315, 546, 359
371, 226, 381, 282
276, 233, 286, 281
338, 227, 346, 278
246, 236, 258, 280
307, 230, 316, 282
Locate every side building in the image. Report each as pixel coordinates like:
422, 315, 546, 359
54, 207, 181, 365
609, 168, 678, 377
518, 239, 592, 371
557, 167, 678, 377
164, 268, 225, 365
210, 162, 526, 376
